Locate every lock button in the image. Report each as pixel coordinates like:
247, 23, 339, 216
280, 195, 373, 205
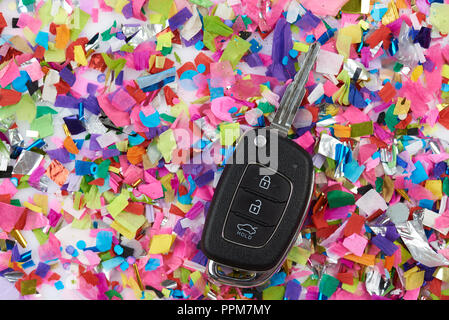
240, 164, 291, 202
231, 188, 286, 226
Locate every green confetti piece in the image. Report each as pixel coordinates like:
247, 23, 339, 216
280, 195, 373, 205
10, 199, 21, 206
30, 114, 53, 138
36, 106, 58, 118
38, 0, 53, 26
302, 276, 318, 287
97, 159, 111, 179
375, 177, 383, 193
350, 121, 373, 137
327, 190, 355, 208
32, 229, 49, 245
220, 36, 252, 69
319, 274, 340, 297
443, 177, 449, 196
120, 44, 135, 52
159, 113, 176, 123
160, 46, 173, 56
105, 289, 123, 300
203, 15, 234, 37
385, 104, 399, 132
85, 185, 101, 210
257, 101, 276, 114
101, 54, 127, 77
70, 8, 91, 41
189, 0, 213, 8
393, 62, 403, 72
148, 0, 174, 17
287, 246, 311, 265
203, 30, 217, 52
262, 286, 285, 300
157, 129, 177, 162
71, 214, 92, 229
14, 94, 36, 123
219, 122, 240, 146
106, 190, 130, 218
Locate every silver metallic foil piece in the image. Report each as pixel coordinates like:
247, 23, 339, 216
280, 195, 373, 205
8, 128, 24, 147
344, 59, 370, 81
4, 271, 25, 283
16, 0, 32, 13
365, 266, 390, 296
395, 211, 449, 267
161, 279, 177, 289
317, 133, 342, 160
194, 117, 219, 142
0, 115, 16, 132
12, 150, 44, 175
429, 140, 441, 154
128, 23, 167, 47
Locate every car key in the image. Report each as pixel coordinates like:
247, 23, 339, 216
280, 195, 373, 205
201, 42, 320, 288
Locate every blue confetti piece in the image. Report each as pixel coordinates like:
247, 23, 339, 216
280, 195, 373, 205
96, 230, 113, 252
410, 161, 429, 184
55, 281, 64, 290
139, 110, 160, 128
145, 258, 161, 271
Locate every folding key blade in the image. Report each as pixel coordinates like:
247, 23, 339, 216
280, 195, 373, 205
270, 42, 321, 137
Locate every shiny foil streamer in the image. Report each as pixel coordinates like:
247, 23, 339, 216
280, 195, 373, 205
194, 117, 219, 142
16, 0, 32, 13
128, 23, 167, 47
395, 210, 449, 267
344, 59, 369, 81
365, 266, 390, 296
4, 271, 24, 283
0, 141, 10, 172
317, 133, 342, 160
429, 141, 441, 154
85, 34, 100, 52
8, 128, 24, 147
12, 150, 44, 175
0, 115, 16, 132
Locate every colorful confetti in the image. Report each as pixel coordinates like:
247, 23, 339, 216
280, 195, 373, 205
2, 0, 449, 301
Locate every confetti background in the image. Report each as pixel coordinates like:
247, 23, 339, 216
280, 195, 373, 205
1, 0, 449, 300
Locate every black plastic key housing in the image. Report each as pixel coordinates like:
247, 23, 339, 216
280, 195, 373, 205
201, 127, 314, 273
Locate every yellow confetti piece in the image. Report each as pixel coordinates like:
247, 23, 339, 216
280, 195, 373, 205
336, 32, 352, 59
393, 97, 411, 115
74, 45, 88, 66
219, 122, 240, 146
287, 246, 311, 265
293, 42, 309, 52
155, 55, 166, 69
110, 220, 135, 239
382, 1, 399, 25
156, 32, 174, 51
23, 201, 42, 213
405, 270, 425, 291
342, 278, 359, 293
339, 24, 363, 43
425, 180, 443, 199
410, 65, 423, 82
442, 65, 449, 79
33, 194, 48, 215
148, 234, 176, 254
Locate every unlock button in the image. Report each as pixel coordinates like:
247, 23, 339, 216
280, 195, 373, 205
231, 189, 285, 226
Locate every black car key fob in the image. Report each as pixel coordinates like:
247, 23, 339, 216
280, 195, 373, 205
200, 43, 320, 287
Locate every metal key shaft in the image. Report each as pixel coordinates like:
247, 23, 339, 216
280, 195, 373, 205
270, 42, 321, 137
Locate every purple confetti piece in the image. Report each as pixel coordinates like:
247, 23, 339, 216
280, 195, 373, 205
295, 11, 320, 31
371, 234, 399, 256
59, 67, 76, 86
168, 7, 193, 30
194, 169, 214, 188
102, 148, 121, 159
46, 148, 72, 164
244, 52, 264, 67
54, 95, 79, 109
285, 280, 302, 300
35, 262, 51, 278
89, 134, 102, 151
81, 96, 101, 115
63, 115, 86, 135
266, 18, 296, 82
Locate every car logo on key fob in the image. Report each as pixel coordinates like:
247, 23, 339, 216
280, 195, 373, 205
201, 43, 320, 288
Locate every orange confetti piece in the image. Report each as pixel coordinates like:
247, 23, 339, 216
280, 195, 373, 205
343, 253, 376, 266
384, 255, 395, 271
45, 160, 69, 187
55, 24, 70, 50
333, 124, 351, 138
127, 146, 146, 165
63, 136, 79, 154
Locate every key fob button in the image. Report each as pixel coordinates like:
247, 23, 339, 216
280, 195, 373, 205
223, 213, 274, 247
231, 189, 285, 226
240, 164, 291, 202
